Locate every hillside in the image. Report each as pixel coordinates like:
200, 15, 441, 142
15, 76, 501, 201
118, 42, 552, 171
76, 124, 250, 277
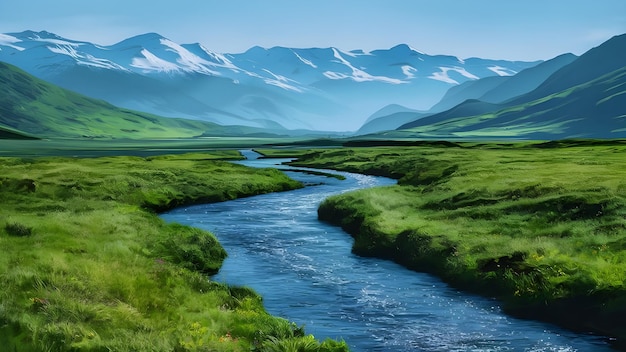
393, 67, 626, 139
0, 61, 273, 139
356, 104, 426, 134
390, 34, 626, 139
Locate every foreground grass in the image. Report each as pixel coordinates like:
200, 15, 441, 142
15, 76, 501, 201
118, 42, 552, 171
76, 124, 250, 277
290, 140, 626, 345
0, 152, 347, 351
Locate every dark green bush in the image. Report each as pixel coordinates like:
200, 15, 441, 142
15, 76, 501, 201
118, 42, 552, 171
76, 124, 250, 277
5, 222, 33, 237
157, 223, 227, 275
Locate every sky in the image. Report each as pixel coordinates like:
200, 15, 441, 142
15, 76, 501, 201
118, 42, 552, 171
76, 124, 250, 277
1, 0, 625, 61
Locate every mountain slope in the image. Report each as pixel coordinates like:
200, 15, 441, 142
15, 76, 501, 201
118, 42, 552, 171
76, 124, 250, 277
356, 53, 577, 134
356, 104, 427, 135
510, 33, 626, 105
392, 33, 626, 139
429, 76, 506, 112
393, 66, 626, 139
0, 31, 541, 131
0, 61, 272, 139
479, 53, 577, 103
428, 53, 578, 112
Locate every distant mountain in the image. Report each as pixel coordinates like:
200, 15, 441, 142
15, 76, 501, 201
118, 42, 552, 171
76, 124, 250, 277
354, 53, 577, 135
391, 34, 626, 139
430, 53, 578, 112
356, 104, 426, 135
0, 31, 541, 131
478, 53, 577, 103
509, 33, 626, 105
429, 75, 506, 112
0, 61, 277, 139
393, 66, 626, 139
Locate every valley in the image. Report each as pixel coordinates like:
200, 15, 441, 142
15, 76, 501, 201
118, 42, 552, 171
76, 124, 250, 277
0, 21, 625, 352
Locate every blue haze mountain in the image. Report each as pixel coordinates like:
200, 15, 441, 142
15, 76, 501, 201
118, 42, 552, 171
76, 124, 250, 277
0, 31, 540, 132
394, 34, 626, 139
0, 61, 280, 138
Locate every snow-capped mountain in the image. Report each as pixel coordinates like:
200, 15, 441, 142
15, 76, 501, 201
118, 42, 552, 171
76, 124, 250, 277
0, 30, 541, 131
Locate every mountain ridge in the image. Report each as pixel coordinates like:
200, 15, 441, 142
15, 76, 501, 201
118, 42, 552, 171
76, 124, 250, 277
0, 61, 286, 139
0, 30, 542, 132
391, 33, 626, 139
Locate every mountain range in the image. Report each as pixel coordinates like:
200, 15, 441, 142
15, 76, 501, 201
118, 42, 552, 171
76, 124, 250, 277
374, 33, 626, 140
1, 30, 624, 140
0, 61, 281, 139
0, 30, 540, 132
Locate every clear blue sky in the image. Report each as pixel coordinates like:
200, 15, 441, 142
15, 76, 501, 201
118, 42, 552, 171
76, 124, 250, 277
1, 0, 625, 60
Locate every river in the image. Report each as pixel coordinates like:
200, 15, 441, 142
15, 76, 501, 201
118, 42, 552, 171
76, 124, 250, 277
160, 151, 614, 351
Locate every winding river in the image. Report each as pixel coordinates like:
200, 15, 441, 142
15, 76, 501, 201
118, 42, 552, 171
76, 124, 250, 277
161, 151, 614, 351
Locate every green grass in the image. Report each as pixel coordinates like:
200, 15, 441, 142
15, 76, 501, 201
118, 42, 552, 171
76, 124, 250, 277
0, 138, 313, 158
290, 140, 626, 343
0, 152, 348, 351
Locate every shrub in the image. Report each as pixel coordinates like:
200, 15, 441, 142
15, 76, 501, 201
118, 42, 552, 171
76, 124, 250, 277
5, 222, 33, 237
157, 224, 227, 275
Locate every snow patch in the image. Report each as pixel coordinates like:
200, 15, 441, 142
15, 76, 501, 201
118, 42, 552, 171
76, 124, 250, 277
200, 46, 240, 70
261, 69, 302, 91
428, 66, 479, 84
323, 71, 347, 80
401, 65, 417, 79
131, 49, 181, 73
0, 34, 25, 51
160, 39, 219, 75
292, 50, 317, 68
337, 48, 357, 58
47, 44, 128, 70
264, 79, 303, 92
408, 45, 425, 55
247, 70, 303, 92
262, 69, 290, 82
488, 66, 517, 76
329, 48, 406, 84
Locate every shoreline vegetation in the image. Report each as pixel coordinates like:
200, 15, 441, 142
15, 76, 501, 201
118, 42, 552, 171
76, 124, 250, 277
279, 140, 626, 349
0, 151, 348, 351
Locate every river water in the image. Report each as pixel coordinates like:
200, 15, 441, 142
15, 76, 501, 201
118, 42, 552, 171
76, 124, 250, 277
161, 151, 614, 351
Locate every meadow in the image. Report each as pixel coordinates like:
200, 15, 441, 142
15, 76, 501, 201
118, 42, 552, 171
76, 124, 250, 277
0, 151, 348, 351
286, 140, 626, 345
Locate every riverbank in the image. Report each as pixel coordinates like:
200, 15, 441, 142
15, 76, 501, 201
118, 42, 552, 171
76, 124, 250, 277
286, 141, 626, 349
0, 151, 347, 351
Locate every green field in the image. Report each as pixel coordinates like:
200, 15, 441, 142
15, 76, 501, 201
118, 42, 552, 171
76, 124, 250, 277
0, 137, 313, 158
288, 140, 626, 345
0, 151, 348, 351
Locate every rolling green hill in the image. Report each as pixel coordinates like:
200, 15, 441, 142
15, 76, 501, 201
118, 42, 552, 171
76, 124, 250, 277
0, 61, 272, 139
390, 66, 626, 139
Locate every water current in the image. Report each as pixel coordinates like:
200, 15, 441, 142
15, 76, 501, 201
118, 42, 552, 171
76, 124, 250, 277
161, 150, 614, 351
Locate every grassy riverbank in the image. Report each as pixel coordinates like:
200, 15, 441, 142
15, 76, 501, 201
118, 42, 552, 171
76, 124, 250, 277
0, 151, 348, 351
289, 140, 626, 346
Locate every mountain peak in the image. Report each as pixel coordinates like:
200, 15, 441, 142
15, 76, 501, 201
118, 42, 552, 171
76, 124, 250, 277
389, 44, 423, 55
11, 30, 63, 41
112, 32, 167, 48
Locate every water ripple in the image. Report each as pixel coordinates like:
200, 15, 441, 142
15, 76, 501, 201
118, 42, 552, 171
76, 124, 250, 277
161, 156, 614, 352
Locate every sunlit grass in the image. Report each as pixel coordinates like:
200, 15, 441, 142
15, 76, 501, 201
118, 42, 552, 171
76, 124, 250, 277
291, 141, 626, 341
0, 152, 348, 351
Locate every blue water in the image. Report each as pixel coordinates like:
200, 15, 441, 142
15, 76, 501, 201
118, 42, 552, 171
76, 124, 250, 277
161, 151, 614, 351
